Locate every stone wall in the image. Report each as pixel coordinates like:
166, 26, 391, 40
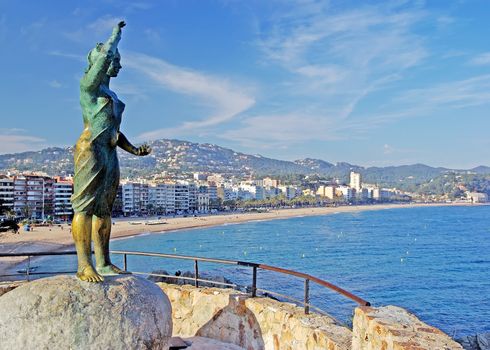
351, 305, 463, 350
0, 280, 465, 350
157, 283, 352, 350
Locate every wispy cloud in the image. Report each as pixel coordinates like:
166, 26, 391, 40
469, 52, 490, 66
123, 52, 255, 140
0, 129, 47, 154
397, 74, 490, 109
227, 1, 429, 147
220, 111, 388, 148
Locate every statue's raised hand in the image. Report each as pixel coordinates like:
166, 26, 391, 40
113, 21, 126, 36
135, 143, 151, 156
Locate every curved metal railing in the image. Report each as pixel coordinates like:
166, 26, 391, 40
0, 250, 370, 316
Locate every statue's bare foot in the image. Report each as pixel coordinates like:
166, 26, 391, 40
77, 265, 104, 283
96, 264, 130, 276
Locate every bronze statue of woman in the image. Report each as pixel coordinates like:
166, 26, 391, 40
71, 21, 151, 282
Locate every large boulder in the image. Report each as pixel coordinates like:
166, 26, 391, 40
0, 274, 172, 349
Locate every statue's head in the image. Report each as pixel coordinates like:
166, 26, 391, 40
86, 43, 122, 78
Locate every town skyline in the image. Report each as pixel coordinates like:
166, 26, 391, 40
1, 1, 490, 169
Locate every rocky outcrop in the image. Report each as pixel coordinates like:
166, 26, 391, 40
0, 275, 172, 350
352, 305, 463, 350
457, 332, 490, 350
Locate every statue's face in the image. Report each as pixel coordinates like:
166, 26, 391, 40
107, 55, 122, 77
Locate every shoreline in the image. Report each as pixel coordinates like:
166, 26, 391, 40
0, 202, 483, 276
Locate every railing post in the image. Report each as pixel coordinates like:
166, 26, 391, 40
252, 266, 257, 297
304, 278, 310, 314
26, 256, 31, 282
194, 260, 199, 288
123, 253, 127, 272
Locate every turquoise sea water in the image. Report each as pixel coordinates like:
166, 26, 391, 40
40, 205, 489, 337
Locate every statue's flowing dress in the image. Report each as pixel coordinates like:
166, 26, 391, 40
71, 51, 125, 217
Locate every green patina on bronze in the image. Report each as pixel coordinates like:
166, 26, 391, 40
71, 21, 151, 282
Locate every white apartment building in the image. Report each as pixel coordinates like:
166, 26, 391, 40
239, 184, 265, 200
197, 193, 210, 212
122, 182, 149, 215
467, 192, 488, 203
53, 177, 73, 219
207, 183, 218, 201
148, 183, 177, 214
13, 175, 54, 219
0, 176, 14, 212
188, 184, 197, 211
174, 184, 189, 212
350, 171, 362, 192
372, 188, 396, 201
165, 184, 176, 214
218, 185, 239, 201
336, 185, 354, 201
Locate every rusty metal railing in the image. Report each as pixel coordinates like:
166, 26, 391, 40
0, 250, 370, 315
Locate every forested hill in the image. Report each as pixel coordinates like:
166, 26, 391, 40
0, 139, 488, 190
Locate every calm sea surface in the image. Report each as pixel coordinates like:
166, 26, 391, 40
40, 205, 490, 337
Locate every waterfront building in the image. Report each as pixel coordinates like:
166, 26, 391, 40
467, 192, 488, 203
174, 184, 190, 212
197, 192, 210, 212
188, 184, 197, 211
207, 183, 218, 201
122, 182, 149, 216
13, 174, 54, 219
336, 185, 354, 201
264, 186, 280, 199
316, 185, 336, 199
165, 184, 176, 214
239, 184, 265, 200
53, 176, 73, 220
359, 187, 370, 201
372, 188, 397, 201
350, 171, 362, 192
218, 185, 239, 202
0, 175, 14, 212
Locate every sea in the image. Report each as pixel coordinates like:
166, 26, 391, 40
38, 205, 490, 338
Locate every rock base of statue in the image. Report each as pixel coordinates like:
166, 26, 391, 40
0, 274, 172, 350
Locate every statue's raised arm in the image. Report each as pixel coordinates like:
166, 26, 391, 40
80, 21, 126, 91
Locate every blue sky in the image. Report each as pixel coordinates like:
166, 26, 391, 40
0, 0, 489, 169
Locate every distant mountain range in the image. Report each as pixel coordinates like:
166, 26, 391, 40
0, 139, 489, 188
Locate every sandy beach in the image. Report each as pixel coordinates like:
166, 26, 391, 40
0, 202, 477, 275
